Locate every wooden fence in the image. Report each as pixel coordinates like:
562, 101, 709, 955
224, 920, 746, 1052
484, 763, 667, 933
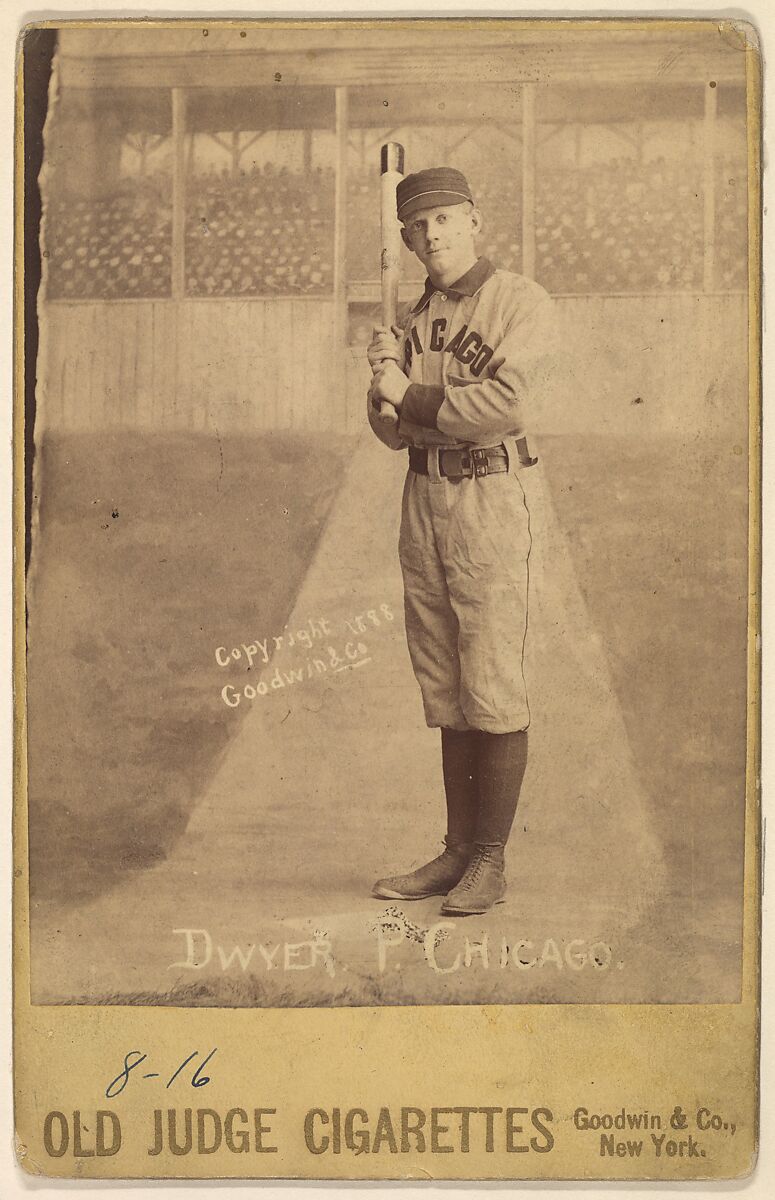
38, 293, 748, 440
38, 297, 340, 433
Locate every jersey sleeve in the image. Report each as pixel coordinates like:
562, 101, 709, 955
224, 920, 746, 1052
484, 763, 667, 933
401, 283, 555, 442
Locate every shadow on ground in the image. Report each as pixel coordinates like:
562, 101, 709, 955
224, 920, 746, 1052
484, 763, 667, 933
543, 432, 748, 944
26, 429, 357, 906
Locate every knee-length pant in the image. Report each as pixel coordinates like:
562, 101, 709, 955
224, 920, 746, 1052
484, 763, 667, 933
399, 446, 532, 734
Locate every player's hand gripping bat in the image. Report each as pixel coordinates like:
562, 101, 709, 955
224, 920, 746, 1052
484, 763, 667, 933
375, 142, 405, 426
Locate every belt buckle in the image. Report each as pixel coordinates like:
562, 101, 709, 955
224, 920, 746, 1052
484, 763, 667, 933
442, 449, 472, 479
472, 447, 488, 478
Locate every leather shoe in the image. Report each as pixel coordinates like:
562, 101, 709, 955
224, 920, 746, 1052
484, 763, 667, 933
440, 844, 506, 914
372, 841, 473, 900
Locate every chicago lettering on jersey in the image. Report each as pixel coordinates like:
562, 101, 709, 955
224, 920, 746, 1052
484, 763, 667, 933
404, 321, 495, 377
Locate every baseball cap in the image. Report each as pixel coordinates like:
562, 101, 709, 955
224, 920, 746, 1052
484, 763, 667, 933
396, 168, 474, 222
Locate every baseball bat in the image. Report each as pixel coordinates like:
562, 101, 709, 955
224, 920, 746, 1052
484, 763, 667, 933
376, 141, 405, 425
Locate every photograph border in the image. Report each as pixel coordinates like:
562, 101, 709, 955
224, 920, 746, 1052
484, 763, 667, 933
11, 13, 763, 1184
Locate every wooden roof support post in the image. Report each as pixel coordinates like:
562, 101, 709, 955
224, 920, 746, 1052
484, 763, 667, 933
334, 86, 349, 368
703, 80, 718, 293
521, 82, 536, 280
172, 87, 187, 300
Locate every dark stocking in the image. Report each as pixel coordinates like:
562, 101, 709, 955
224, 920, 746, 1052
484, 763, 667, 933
440, 727, 480, 845
475, 730, 528, 847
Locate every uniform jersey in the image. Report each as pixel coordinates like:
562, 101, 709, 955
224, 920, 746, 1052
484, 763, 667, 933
368, 254, 553, 735
369, 256, 553, 451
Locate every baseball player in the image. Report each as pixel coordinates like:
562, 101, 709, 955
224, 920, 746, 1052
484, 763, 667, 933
367, 167, 553, 916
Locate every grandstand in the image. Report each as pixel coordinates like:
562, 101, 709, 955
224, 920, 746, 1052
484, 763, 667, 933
46, 175, 172, 299
39, 23, 751, 433
44, 152, 747, 302
44, 25, 748, 302
45, 136, 746, 302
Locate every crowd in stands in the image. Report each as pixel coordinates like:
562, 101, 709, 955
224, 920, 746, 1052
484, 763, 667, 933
45, 175, 172, 299
715, 167, 748, 291
535, 159, 707, 293
185, 164, 335, 296
44, 156, 747, 301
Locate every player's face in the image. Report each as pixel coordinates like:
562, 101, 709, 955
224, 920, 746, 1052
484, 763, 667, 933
401, 203, 481, 284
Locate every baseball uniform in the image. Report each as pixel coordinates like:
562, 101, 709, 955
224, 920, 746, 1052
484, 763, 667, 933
368, 165, 553, 914
369, 257, 553, 735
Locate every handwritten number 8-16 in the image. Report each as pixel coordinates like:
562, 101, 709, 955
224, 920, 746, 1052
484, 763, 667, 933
106, 1049, 217, 1098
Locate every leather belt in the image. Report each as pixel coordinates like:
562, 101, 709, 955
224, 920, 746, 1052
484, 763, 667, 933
408, 444, 509, 479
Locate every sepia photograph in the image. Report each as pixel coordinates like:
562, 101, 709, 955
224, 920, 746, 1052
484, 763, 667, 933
22, 19, 754, 1012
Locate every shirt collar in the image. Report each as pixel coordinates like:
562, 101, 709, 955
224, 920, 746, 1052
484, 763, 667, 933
411, 257, 496, 314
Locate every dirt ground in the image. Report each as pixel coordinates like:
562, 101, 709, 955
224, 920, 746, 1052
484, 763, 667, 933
26, 430, 356, 903
545, 434, 748, 919
25, 428, 749, 1006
